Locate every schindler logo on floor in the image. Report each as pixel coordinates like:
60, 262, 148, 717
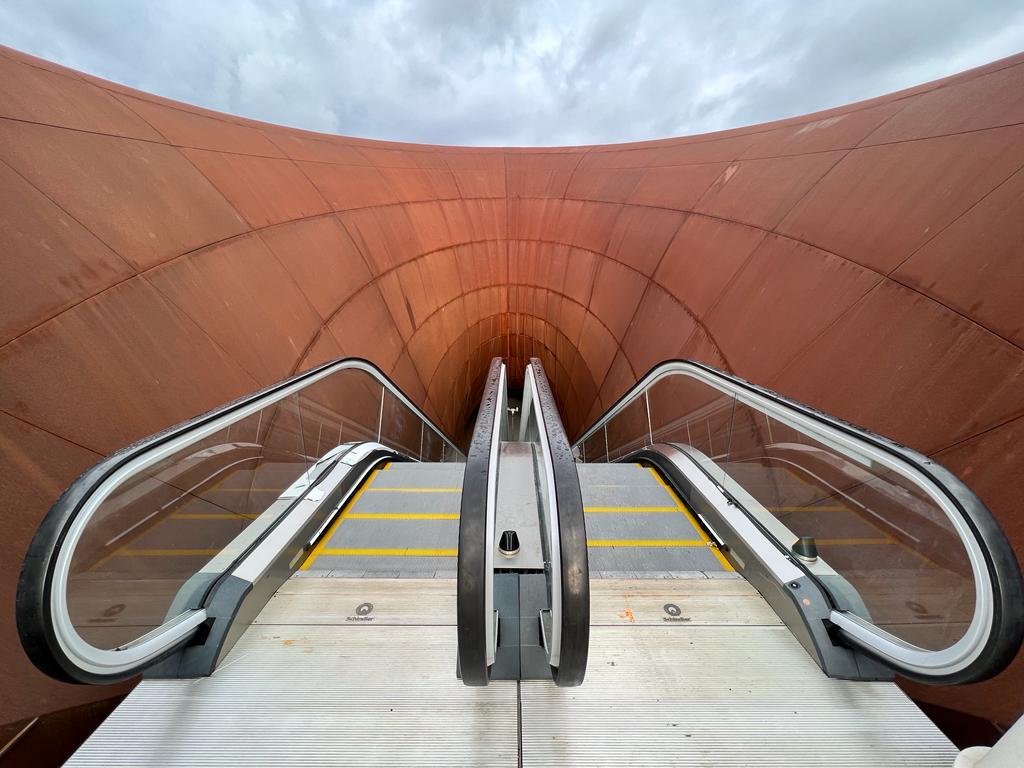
663, 603, 691, 623
347, 602, 375, 622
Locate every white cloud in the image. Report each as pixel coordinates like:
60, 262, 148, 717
1, 0, 1022, 146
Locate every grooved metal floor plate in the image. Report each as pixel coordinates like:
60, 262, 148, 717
67, 578, 516, 767
520, 581, 956, 767
69, 578, 955, 767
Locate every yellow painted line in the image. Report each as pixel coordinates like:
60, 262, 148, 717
320, 548, 457, 557
366, 487, 461, 493
382, 462, 393, 471
347, 512, 460, 520
817, 537, 894, 546
300, 467, 381, 570
587, 539, 708, 548
585, 506, 678, 513
647, 466, 734, 571
118, 548, 220, 557
171, 513, 260, 520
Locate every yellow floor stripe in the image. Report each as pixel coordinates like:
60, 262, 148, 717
346, 512, 460, 520
647, 466, 734, 571
585, 506, 678, 513
300, 467, 381, 570
320, 548, 457, 557
118, 548, 220, 557
366, 487, 461, 493
587, 539, 707, 548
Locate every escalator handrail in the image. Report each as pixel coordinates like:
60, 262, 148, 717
525, 358, 589, 685
457, 357, 505, 685
17, 357, 462, 684
572, 358, 1023, 683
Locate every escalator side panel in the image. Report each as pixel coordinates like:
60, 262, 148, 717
148, 448, 398, 678
635, 446, 893, 682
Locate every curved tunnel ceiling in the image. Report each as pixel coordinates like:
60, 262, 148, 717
1, 44, 1024, 730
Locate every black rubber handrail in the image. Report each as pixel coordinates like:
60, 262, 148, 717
456, 357, 504, 685
527, 358, 589, 686
18, 357, 462, 684
573, 358, 1024, 684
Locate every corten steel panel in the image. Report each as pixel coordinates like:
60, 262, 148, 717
299, 163, 398, 210
258, 216, 373, 321
404, 201, 456, 254
339, 205, 424, 273
600, 352, 639, 410
776, 125, 1024, 274
678, 325, 730, 372
604, 205, 685, 276
693, 151, 847, 230
771, 280, 1024, 455
296, 328, 345, 373
621, 283, 700, 375
627, 161, 727, 209
577, 312, 619, 388
862, 61, 1024, 145
654, 216, 767, 319
325, 283, 405, 371
115, 94, 287, 157
182, 149, 331, 228
0, 277, 259, 454
0, 55, 162, 141
705, 234, 881, 381
735, 101, 906, 159
0, 161, 133, 345
565, 166, 645, 203
893, 167, 1024, 349
506, 151, 583, 198
146, 234, 324, 385
263, 130, 371, 165
2, 42, 1024, 739
0, 121, 249, 271
377, 166, 461, 202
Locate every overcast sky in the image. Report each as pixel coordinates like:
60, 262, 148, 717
2, 0, 1023, 146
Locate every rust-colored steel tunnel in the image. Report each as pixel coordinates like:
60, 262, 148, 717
1, 44, 1023, 752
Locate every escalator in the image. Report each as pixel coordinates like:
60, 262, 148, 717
15, 356, 1023, 765
574, 360, 1023, 685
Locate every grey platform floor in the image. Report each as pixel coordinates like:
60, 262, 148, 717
67, 575, 957, 767
578, 462, 730, 574
302, 460, 731, 578
300, 461, 461, 576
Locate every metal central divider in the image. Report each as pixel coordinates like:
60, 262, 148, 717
456, 357, 589, 686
